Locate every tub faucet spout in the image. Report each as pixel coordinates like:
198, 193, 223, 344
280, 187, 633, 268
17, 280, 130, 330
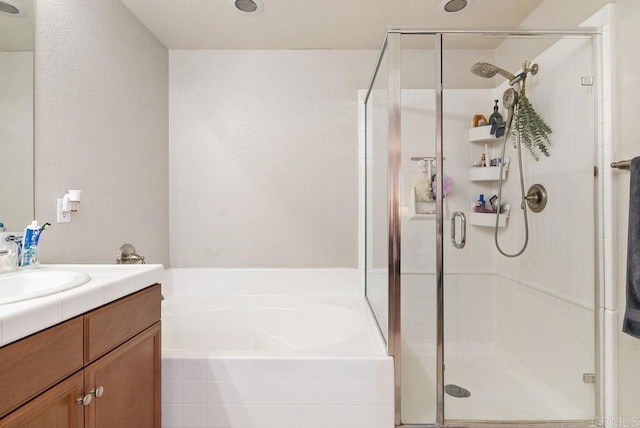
116, 243, 146, 264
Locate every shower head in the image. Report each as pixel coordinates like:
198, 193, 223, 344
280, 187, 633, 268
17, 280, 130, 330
503, 88, 518, 110
470, 62, 517, 82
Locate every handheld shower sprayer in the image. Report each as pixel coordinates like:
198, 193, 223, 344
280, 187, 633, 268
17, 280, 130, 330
502, 87, 518, 128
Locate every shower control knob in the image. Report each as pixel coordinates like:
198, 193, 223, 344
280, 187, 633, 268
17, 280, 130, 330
525, 184, 547, 213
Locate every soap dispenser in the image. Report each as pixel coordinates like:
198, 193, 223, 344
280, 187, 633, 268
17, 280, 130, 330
489, 100, 503, 124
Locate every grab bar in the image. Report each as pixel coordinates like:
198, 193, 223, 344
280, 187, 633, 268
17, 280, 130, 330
611, 159, 631, 170
451, 211, 466, 249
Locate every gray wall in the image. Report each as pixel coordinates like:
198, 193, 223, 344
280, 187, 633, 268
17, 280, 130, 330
34, 0, 169, 266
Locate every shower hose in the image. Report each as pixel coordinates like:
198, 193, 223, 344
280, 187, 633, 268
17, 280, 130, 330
494, 107, 529, 258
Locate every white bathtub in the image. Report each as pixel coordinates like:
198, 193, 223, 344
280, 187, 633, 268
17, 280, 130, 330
161, 269, 394, 428
163, 296, 382, 357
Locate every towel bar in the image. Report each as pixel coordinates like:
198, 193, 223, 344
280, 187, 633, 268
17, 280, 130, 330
611, 159, 631, 170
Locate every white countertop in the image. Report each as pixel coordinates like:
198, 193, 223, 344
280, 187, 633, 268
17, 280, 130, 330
0, 264, 164, 347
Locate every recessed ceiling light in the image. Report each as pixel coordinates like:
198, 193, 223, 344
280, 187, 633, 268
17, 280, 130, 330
438, 0, 474, 14
0, 0, 24, 17
228, 0, 264, 15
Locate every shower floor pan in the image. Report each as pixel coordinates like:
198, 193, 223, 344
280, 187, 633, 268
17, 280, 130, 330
402, 353, 592, 423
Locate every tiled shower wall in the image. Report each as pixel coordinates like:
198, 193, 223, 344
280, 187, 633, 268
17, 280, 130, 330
493, 36, 597, 417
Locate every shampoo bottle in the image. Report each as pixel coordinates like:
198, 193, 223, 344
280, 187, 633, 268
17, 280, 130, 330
21, 221, 40, 268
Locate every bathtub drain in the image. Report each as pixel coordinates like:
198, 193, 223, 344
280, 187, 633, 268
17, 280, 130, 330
445, 384, 471, 398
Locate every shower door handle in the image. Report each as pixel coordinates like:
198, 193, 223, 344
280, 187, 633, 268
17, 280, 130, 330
451, 211, 466, 249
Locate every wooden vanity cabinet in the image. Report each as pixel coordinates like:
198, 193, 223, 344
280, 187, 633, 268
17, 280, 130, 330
0, 284, 161, 428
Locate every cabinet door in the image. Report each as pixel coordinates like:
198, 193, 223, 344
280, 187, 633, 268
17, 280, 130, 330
0, 372, 84, 428
84, 322, 160, 428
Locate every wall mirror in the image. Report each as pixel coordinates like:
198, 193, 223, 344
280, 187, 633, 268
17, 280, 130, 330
0, 0, 34, 231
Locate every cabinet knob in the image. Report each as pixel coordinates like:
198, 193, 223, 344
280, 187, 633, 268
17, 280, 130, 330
77, 386, 104, 406
95, 386, 105, 398
77, 394, 93, 406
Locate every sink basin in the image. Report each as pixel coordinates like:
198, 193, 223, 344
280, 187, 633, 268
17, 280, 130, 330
0, 269, 91, 305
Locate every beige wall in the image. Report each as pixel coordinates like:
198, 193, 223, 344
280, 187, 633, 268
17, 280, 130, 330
169, 50, 373, 268
34, 0, 169, 265
615, 0, 640, 418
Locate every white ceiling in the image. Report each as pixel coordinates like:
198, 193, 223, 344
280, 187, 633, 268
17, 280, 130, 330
119, 0, 550, 50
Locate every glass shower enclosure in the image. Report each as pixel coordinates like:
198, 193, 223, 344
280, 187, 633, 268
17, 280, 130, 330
363, 29, 601, 426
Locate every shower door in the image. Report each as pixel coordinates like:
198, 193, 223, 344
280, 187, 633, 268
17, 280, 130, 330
365, 29, 600, 426
440, 32, 598, 422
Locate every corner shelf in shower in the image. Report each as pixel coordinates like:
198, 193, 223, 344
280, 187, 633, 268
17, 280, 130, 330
468, 211, 509, 228
469, 166, 508, 182
468, 126, 501, 144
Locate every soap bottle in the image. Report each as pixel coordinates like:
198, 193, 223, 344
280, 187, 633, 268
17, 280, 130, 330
489, 100, 503, 124
21, 221, 40, 268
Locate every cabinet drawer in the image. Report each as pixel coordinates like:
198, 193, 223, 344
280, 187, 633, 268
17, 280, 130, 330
84, 284, 161, 364
0, 317, 83, 418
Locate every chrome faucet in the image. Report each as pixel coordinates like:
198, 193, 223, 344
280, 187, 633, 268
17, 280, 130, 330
5, 235, 23, 266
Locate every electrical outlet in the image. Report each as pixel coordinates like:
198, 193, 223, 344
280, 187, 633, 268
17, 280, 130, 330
57, 198, 70, 223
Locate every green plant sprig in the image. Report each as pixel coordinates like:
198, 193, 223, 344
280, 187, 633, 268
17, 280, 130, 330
512, 60, 553, 161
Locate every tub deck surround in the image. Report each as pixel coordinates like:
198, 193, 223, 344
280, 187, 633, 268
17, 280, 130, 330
161, 268, 394, 428
0, 264, 163, 346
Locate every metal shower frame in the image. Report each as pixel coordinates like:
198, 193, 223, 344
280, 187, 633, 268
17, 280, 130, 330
363, 28, 603, 428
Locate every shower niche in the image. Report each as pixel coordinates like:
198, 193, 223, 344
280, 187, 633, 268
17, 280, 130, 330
406, 157, 449, 220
